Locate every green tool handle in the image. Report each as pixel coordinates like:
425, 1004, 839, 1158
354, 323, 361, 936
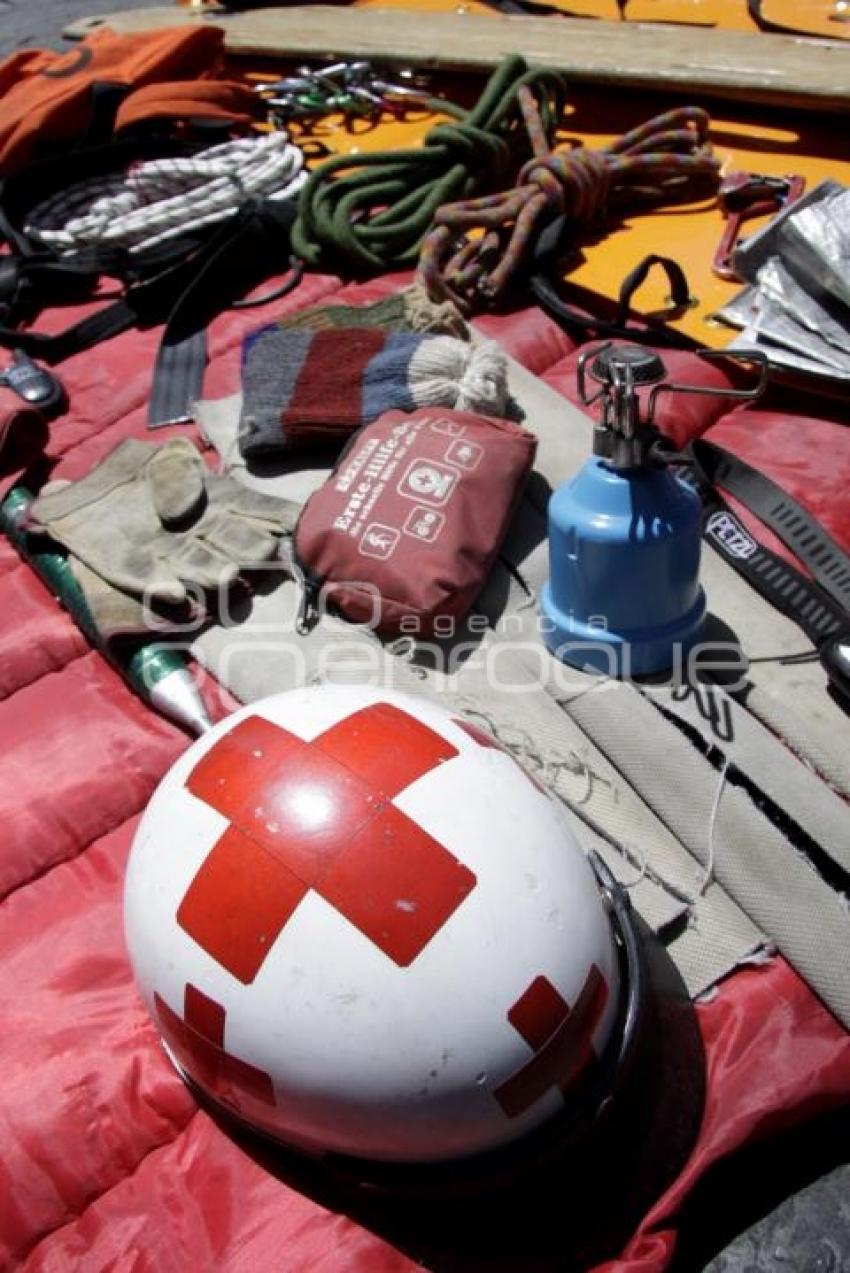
0, 486, 212, 736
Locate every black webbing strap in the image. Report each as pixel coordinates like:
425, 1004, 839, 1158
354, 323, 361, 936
686, 441, 849, 647
0, 241, 212, 366
746, 0, 820, 35
0, 137, 274, 382
149, 330, 209, 428
0, 298, 139, 364
692, 439, 850, 615
147, 196, 301, 426
147, 208, 256, 428
0, 232, 214, 347
529, 214, 698, 350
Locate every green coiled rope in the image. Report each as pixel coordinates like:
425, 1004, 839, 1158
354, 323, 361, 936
290, 55, 570, 274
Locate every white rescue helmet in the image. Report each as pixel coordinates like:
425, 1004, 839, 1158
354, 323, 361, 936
125, 685, 637, 1167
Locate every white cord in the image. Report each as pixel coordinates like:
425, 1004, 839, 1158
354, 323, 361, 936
408, 335, 510, 418
698, 756, 730, 897
25, 133, 307, 256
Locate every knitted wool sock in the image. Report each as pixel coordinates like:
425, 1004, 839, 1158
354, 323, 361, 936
279, 281, 468, 337
238, 326, 509, 456
238, 282, 467, 457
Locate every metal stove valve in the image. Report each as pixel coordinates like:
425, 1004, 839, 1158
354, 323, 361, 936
579, 343, 669, 471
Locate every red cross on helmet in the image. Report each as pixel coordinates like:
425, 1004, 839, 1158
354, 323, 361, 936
124, 685, 644, 1177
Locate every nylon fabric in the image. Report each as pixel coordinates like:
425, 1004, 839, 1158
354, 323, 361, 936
592, 958, 850, 1273
0, 817, 197, 1268
2, 251, 850, 1273
0, 562, 87, 696
113, 78, 262, 135
0, 653, 187, 899
21, 1116, 419, 1272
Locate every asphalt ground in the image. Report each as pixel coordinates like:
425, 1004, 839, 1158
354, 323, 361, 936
0, 0, 162, 58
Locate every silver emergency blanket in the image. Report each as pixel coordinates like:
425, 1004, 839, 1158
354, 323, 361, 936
718, 181, 850, 383
193, 351, 850, 1026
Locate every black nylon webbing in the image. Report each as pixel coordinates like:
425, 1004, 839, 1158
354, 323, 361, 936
684, 449, 848, 648
148, 329, 208, 427
527, 213, 698, 349
147, 197, 300, 427
692, 439, 850, 615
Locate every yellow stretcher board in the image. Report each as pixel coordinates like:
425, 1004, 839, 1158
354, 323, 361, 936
66, 0, 850, 345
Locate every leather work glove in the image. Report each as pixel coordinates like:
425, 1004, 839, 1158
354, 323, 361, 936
30, 437, 299, 635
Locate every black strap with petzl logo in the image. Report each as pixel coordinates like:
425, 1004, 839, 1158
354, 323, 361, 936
686, 439, 849, 648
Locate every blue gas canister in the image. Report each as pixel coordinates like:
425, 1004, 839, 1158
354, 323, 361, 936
541, 343, 766, 676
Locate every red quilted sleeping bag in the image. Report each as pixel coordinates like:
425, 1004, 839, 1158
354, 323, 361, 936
2, 268, 850, 1271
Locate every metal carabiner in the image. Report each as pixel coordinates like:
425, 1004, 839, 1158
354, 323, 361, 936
713, 171, 806, 281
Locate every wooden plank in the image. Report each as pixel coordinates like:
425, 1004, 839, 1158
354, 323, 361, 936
64, 4, 850, 113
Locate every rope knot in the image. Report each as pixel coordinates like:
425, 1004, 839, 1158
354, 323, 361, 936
417, 103, 720, 314
516, 155, 568, 217
542, 148, 613, 223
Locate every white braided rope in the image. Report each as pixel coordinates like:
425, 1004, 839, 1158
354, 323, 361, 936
24, 133, 307, 256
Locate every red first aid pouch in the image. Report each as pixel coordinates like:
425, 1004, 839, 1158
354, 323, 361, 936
293, 406, 537, 637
